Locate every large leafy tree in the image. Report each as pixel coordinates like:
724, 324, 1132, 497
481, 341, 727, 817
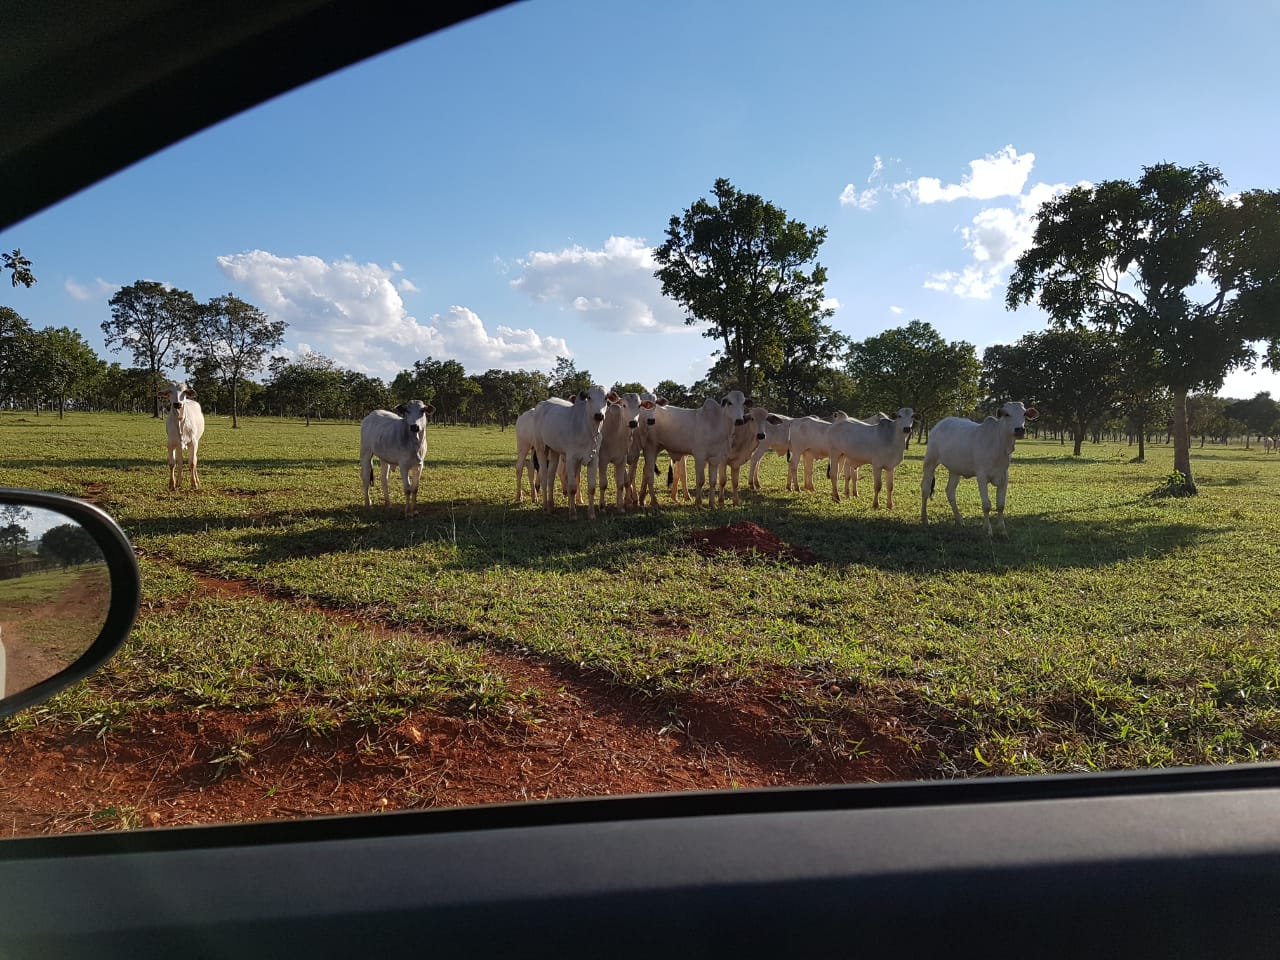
185, 294, 286, 428
653, 177, 832, 398
846, 320, 980, 432
1007, 163, 1280, 493
39, 523, 101, 567
391, 357, 477, 422
265, 352, 342, 424
103, 280, 199, 418
0, 305, 34, 405
546, 356, 594, 398
27, 326, 105, 418
981, 328, 1122, 455
1226, 392, 1280, 443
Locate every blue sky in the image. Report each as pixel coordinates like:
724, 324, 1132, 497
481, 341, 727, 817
3, 0, 1279, 402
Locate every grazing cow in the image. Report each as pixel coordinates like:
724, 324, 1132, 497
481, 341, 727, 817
160, 381, 205, 491
748, 411, 796, 490
532, 385, 614, 519
638, 391, 751, 508
786, 412, 851, 492
360, 399, 435, 518
595, 392, 644, 512
827, 408, 918, 508
921, 401, 1039, 535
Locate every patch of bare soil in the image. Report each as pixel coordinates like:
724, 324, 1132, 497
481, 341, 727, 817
0, 550, 931, 836
687, 520, 820, 565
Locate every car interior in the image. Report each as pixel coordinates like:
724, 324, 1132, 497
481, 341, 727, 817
3, 2, 1280, 957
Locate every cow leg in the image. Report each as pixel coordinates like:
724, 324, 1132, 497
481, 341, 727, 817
541, 447, 557, 512
921, 460, 942, 522
873, 467, 883, 509
803, 453, 815, 491
362, 454, 374, 507
729, 463, 741, 507
168, 446, 179, 490
976, 471, 994, 535
994, 471, 1009, 535
850, 462, 859, 498
190, 441, 200, 490
830, 459, 841, 503
380, 461, 392, 507
885, 466, 895, 510
945, 471, 963, 523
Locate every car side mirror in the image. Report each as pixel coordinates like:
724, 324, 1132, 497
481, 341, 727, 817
0, 489, 140, 719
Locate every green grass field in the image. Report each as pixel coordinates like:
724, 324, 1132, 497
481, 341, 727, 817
3, 409, 1279, 776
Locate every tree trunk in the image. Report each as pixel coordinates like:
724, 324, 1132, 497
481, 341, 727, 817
1136, 417, 1146, 462
231, 377, 240, 429
1171, 387, 1196, 493
1073, 420, 1085, 456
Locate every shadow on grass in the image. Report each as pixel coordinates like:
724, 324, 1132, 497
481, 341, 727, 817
127, 485, 1221, 577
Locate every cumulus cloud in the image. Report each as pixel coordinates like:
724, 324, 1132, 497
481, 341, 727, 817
216, 250, 566, 378
65, 277, 117, 301
821, 297, 841, 313
510, 235, 688, 332
397, 278, 420, 293
897, 145, 1035, 204
889, 305, 904, 314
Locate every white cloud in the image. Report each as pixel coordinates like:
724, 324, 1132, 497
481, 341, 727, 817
391, 261, 404, 272
889, 305, 904, 314
216, 250, 566, 378
839, 155, 889, 210
510, 235, 688, 332
397, 278, 420, 293
898, 145, 1036, 204
820, 297, 841, 313
64, 277, 117, 301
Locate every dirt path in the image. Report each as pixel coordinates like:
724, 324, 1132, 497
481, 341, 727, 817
0, 543, 930, 836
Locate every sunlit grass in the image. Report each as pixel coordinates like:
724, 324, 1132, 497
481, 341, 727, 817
3, 410, 1279, 775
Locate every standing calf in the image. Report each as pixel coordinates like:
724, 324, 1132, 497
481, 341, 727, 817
160, 381, 205, 490
361, 400, 435, 518
921, 401, 1038, 535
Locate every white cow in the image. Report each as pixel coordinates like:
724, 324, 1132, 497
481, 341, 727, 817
747, 411, 795, 490
718, 406, 766, 505
595, 392, 644, 511
160, 381, 205, 491
1264, 436, 1276, 454
827, 408, 918, 508
361, 399, 435, 518
515, 401, 585, 506
532, 385, 614, 519
786, 412, 851, 492
638, 391, 751, 508
921, 401, 1039, 535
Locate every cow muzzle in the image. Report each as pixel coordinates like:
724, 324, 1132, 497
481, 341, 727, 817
734, 418, 745, 426
628, 422, 638, 429
594, 412, 605, 422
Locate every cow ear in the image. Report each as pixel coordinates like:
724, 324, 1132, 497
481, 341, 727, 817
183, 389, 197, 399
656, 398, 668, 407
425, 404, 436, 415
157, 390, 168, 399
996, 407, 1007, 417
579, 390, 589, 401
395, 404, 408, 417
607, 391, 620, 403
1025, 407, 1039, 420
720, 397, 729, 406
766, 414, 783, 424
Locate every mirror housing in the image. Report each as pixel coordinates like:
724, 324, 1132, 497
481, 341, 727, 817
0, 488, 140, 719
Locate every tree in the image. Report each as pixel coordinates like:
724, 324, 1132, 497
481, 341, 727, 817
264, 352, 342, 424
981, 328, 1122, 455
103, 281, 199, 417
653, 177, 832, 398
26, 326, 105, 418
846, 321, 980, 433
39, 523, 100, 567
652, 379, 694, 406
3, 248, 35, 288
547, 356, 594, 397
340, 370, 388, 419
1007, 163, 1280, 493
0, 505, 31, 560
185, 294, 286, 428
0, 306, 35, 405
1225, 392, 1280, 445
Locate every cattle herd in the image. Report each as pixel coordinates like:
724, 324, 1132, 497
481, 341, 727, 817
158, 378, 1043, 533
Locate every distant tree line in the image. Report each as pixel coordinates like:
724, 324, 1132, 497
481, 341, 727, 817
3, 161, 1278, 494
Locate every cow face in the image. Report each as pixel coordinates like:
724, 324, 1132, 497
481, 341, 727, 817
579, 384, 610, 424
892, 407, 918, 435
719, 390, 749, 427
617, 392, 643, 430
996, 401, 1036, 438
160, 382, 196, 420
396, 400, 434, 441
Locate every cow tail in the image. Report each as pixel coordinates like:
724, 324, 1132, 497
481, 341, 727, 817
532, 451, 540, 471
666, 464, 673, 485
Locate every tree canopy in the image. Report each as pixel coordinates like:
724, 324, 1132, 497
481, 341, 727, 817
845, 320, 979, 428
1007, 162, 1280, 492
103, 281, 199, 417
653, 177, 833, 398
184, 294, 286, 428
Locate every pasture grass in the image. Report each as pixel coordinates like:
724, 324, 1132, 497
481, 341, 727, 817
3, 409, 1279, 775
